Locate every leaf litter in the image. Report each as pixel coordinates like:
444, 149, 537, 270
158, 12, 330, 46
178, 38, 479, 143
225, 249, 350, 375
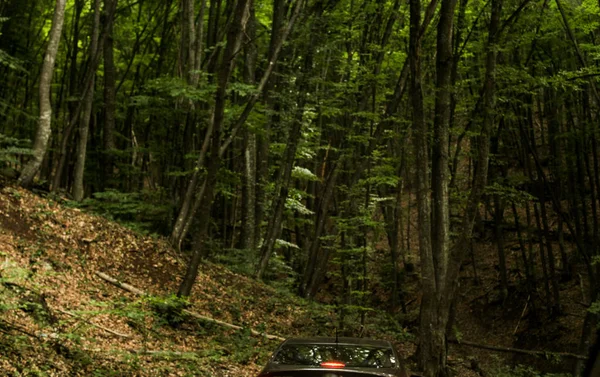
0, 184, 315, 376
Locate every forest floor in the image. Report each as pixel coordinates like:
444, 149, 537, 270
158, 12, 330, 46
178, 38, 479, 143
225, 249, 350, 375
0, 178, 586, 376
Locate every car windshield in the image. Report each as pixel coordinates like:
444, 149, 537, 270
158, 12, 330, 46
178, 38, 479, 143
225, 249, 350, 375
271, 343, 396, 368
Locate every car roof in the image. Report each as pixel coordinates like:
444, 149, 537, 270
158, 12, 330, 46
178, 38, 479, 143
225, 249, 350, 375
280, 337, 393, 348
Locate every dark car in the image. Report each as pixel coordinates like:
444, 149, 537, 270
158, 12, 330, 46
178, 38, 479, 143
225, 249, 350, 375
257, 337, 409, 377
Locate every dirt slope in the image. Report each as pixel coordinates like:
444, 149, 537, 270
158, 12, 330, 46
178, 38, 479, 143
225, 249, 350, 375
0, 183, 323, 376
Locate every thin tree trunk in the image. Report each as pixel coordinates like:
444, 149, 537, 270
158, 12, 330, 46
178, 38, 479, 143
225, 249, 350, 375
417, 0, 457, 373
546, 88, 570, 277
426, 0, 500, 374
242, 127, 257, 251
255, 95, 306, 279
533, 195, 553, 311
539, 185, 561, 313
18, 0, 67, 187
102, 0, 118, 190
431, 0, 454, 294
301, 163, 340, 297
73, 0, 101, 201
494, 195, 508, 300
177, 0, 251, 297
170, 0, 303, 249
410, 0, 435, 373
241, 0, 257, 251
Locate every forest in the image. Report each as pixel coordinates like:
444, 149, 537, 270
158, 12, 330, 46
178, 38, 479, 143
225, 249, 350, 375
2, 0, 600, 375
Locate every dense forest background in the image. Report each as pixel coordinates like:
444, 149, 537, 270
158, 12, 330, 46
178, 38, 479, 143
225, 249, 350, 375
2, 0, 600, 375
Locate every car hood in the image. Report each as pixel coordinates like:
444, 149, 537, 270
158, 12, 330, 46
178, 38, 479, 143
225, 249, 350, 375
260, 364, 399, 377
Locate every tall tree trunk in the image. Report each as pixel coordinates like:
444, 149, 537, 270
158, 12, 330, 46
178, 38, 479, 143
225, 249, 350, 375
254, 0, 315, 280
255, 94, 306, 279
417, 0, 456, 373
241, 0, 258, 251
431, 0, 453, 295
539, 183, 561, 313
410, 0, 435, 372
418, 0, 499, 374
302, 163, 340, 297
170, 0, 303, 249
512, 202, 538, 321
51, 0, 83, 193
73, 0, 101, 201
494, 194, 508, 300
177, 0, 251, 297
102, 0, 118, 190
18, 0, 67, 187
181, 0, 196, 84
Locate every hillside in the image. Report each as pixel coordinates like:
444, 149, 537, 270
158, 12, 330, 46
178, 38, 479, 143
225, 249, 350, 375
1, 180, 590, 377
0, 182, 342, 376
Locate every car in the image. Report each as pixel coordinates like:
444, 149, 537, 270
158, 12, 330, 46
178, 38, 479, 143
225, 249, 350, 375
257, 336, 410, 377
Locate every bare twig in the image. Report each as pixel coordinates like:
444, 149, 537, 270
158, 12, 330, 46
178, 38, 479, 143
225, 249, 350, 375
127, 349, 198, 359
513, 295, 529, 335
56, 308, 131, 338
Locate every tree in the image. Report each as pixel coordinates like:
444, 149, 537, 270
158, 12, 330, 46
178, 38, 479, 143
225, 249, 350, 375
102, 0, 119, 189
177, 0, 253, 297
18, 0, 67, 187
73, 0, 101, 201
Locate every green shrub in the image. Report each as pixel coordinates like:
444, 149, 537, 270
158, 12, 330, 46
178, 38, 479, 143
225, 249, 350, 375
0, 133, 31, 168
77, 189, 173, 235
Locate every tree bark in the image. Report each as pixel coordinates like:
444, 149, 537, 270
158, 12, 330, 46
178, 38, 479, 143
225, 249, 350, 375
177, 0, 252, 297
255, 96, 306, 279
102, 0, 118, 190
416, 0, 457, 374
302, 162, 340, 297
170, 0, 303, 249
494, 194, 508, 300
409, 0, 437, 374
255, 0, 314, 280
72, 0, 102, 201
418, 0, 499, 373
18, 0, 67, 188
241, 1, 258, 251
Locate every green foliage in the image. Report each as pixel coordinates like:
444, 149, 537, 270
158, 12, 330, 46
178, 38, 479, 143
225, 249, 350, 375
0, 16, 25, 72
285, 195, 314, 215
485, 182, 536, 204
139, 77, 216, 103
292, 166, 320, 181
0, 258, 30, 285
0, 49, 26, 72
263, 251, 298, 289
213, 248, 258, 277
0, 133, 32, 166
77, 189, 173, 235
588, 299, 600, 316
0, 260, 30, 314
144, 294, 190, 327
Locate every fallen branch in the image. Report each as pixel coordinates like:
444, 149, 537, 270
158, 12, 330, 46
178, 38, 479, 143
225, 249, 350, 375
95, 271, 285, 341
0, 318, 40, 339
56, 308, 131, 338
96, 272, 145, 295
128, 349, 198, 359
450, 339, 587, 360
